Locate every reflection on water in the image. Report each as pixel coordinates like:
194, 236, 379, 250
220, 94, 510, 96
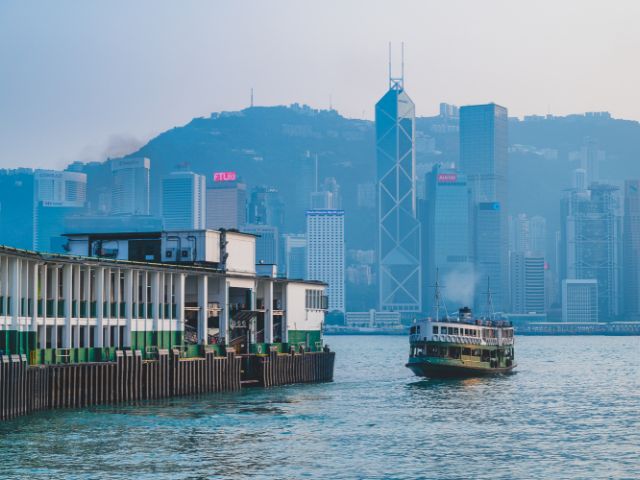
0, 335, 639, 480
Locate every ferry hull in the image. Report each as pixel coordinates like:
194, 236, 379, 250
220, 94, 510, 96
406, 359, 516, 378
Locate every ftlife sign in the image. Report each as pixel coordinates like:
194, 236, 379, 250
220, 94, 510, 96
213, 171, 237, 182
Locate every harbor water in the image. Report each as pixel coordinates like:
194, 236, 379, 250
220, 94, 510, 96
0, 335, 638, 479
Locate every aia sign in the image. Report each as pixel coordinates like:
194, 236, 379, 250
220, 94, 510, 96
213, 171, 237, 182
437, 173, 458, 183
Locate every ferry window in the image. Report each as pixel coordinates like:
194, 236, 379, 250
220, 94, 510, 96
454, 328, 460, 335
441, 327, 448, 334
481, 350, 490, 361
449, 347, 461, 359
472, 349, 481, 356
462, 348, 471, 356
432, 326, 439, 334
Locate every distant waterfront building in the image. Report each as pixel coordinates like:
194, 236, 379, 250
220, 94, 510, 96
562, 279, 598, 322
33, 170, 87, 252
529, 215, 547, 257
375, 67, 421, 316
422, 165, 473, 313
111, 157, 150, 215
161, 172, 206, 231
205, 180, 247, 229
561, 182, 620, 320
345, 310, 402, 329
0, 169, 35, 249
283, 233, 306, 280
306, 210, 345, 312
510, 253, 545, 314
623, 180, 640, 317
244, 224, 279, 266
460, 103, 509, 313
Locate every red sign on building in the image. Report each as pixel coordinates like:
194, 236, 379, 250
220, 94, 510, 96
437, 173, 458, 183
213, 171, 237, 182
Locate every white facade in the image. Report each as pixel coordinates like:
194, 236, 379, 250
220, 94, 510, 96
345, 310, 402, 328
162, 172, 206, 231
562, 279, 598, 322
306, 210, 345, 312
111, 157, 150, 215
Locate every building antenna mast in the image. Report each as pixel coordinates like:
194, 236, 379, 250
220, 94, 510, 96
250, 87, 254, 108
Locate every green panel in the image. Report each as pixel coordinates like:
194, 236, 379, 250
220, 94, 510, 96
57, 300, 65, 317
287, 330, 322, 351
185, 345, 200, 358
250, 343, 268, 355
90, 301, 97, 317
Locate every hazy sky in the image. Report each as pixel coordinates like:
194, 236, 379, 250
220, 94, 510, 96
1, 0, 639, 169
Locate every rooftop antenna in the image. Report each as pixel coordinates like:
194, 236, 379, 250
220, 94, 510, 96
388, 42, 404, 90
250, 88, 254, 108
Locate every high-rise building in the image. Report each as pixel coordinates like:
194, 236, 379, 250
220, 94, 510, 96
283, 233, 307, 280
248, 186, 285, 231
111, 157, 150, 215
205, 180, 247, 230
161, 172, 206, 231
623, 180, 640, 317
510, 253, 545, 314
460, 103, 509, 312
422, 166, 473, 313
33, 170, 87, 252
0, 169, 35, 249
529, 215, 547, 258
376, 68, 421, 316
306, 210, 345, 312
244, 224, 279, 266
510, 213, 530, 254
561, 183, 620, 320
562, 279, 598, 322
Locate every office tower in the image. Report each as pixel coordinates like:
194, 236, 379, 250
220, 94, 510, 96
561, 183, 620, 320
562, 279, 598, 322
575, 138, 605, 185
244, 224, 279, 266
161, 172, 206, 231
623, 180, 640, 316
33, 170, 87, 252
510, 253, 545, 313
422, 166, 473, 313
111, 157, 150, 215
0, 169, 35, 249
310, 191, 336, 210
283, 233, 307, 279
306, 210, 345, 312
460, 103, 509, 312
205, 179, 247, 229
248, 186, 285, 231
510, 213, 530, 254
375, 64, 421, 316
529, 215, 547, 258
357, 183, 376, 208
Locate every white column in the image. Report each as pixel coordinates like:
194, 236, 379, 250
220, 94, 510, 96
219, 279, 230, 345
51, 266, 59, 348
151, 271, 160, 346
114, 268, 121, 348
62, 264, 72, 348
124, 269, 133, 348
95, 267, 105, 348
40, 265, 47, 349
73, 264, 81, 348
176, 273, 185, 345
30, 262, 38, 340
83, 267, 90, 347
0, 256, 7, 318
265, 280, 274, 344
9, 257, 20, 332
282, 285, 288, 343
197, 275, 208, 345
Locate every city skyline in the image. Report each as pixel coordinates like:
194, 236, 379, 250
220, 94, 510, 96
2, 0, 640, 168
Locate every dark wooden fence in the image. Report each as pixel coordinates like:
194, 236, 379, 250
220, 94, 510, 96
0, 349, 334, 421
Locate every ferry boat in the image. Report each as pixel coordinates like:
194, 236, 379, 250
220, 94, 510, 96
406, 278, 516, 378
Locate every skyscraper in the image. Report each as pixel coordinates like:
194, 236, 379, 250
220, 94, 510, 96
422, 166, 473, 313
306, 210, 345, 312
111, 157, 150, 215
510, 253, 545, 314
33, 170, 87, 252
283, 233, 307, 280
244, 224, 280, 266
376, 63, 421, 316
161, 172, 206, 231
561, 183, 620, 320
460, 103, 509, 312
248, 186, 285, 231
562, 279, 598, 322
623, 180, 640, 316
205, 179, 247, 229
